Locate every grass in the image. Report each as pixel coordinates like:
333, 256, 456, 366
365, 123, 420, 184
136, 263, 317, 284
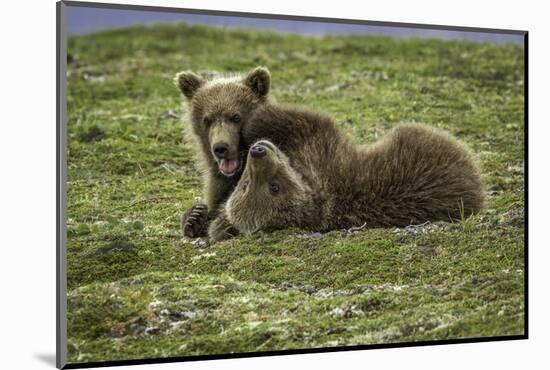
65, 23, 525, 364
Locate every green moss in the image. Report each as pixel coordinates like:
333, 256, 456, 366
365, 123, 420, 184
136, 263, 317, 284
66, 23, 525, 363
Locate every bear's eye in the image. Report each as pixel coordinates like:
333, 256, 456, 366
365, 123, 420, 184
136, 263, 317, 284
203, 116, 212, 126
269, 183, 280, 194
230, 114, 241, 123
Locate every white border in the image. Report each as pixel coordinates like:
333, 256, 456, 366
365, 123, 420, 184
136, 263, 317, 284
2, 0, 548, 369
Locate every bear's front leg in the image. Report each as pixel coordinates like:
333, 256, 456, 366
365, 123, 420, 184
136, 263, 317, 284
182, 171, 238, 238
181, 203, 209, 238
208, 212, 239, 242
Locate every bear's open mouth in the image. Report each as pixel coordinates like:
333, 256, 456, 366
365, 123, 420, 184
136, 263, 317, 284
219, 157, 240, 177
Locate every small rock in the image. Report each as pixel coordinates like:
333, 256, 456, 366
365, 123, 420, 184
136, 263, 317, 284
329, 307, 346, 318
82, 71, 105, 83
157, 110, 179, 121
324, 84, 341, 92
390, 285, 408, 292
170, 311, 196, 321
315, 288, 335, 298
314, 288, 352, 298
298, 285, 316, 295
329, 304, 361, 319
148, 300, 163, 309
145, 326, 160, 336
507, 165, 524, 176
499, 208, 524, 227
393, 221, 440, 243
191, 238, 207, 248
278, 282, 294, 291
128, 317, 147, 336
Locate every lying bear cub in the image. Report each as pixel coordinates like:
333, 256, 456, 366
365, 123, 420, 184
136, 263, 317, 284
207, 105, 484, 242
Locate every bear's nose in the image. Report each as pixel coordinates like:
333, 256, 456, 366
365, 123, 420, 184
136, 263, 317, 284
213, 142, 229, 159
250, 144, 267, 158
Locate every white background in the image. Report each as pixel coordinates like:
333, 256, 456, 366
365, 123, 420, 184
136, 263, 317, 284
0, 0, 547, 369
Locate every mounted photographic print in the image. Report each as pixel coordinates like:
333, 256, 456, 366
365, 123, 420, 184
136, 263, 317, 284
56, 1, 527, 368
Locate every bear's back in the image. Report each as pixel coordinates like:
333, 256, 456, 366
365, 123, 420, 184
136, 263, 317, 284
348, 123, 484, 225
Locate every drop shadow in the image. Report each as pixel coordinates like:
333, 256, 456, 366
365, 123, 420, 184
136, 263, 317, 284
34, 353, 57, 367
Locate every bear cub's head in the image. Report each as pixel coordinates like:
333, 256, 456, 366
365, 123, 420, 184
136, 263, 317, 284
175, 67, 271, 177
225, 140, 316, 233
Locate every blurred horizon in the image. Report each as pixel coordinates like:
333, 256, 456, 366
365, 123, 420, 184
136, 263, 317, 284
66, 6, 524, 46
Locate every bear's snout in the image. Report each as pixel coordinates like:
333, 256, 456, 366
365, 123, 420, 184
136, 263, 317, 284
213, 142, 229, 159
250, 144, 267, 158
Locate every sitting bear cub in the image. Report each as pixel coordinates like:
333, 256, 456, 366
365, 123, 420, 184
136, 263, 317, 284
208, 105, 484, 242
174, 67, 274, 238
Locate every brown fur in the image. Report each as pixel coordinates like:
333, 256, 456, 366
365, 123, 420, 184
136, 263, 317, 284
209, 105, 484, 241
174, 67, 274, 237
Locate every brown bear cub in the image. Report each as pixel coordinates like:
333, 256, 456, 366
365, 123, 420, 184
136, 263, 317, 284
208, 105, 484, 242
174, 67, 274, 238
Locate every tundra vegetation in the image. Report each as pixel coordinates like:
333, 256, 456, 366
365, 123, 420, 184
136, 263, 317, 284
66, 23, 525, 363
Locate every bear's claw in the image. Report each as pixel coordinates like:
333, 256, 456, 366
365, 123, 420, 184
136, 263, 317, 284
182, 203, 209, 238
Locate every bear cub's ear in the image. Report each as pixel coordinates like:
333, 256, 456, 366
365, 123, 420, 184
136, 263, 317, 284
174, 71, 204, 100
244, 67, 271, 98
